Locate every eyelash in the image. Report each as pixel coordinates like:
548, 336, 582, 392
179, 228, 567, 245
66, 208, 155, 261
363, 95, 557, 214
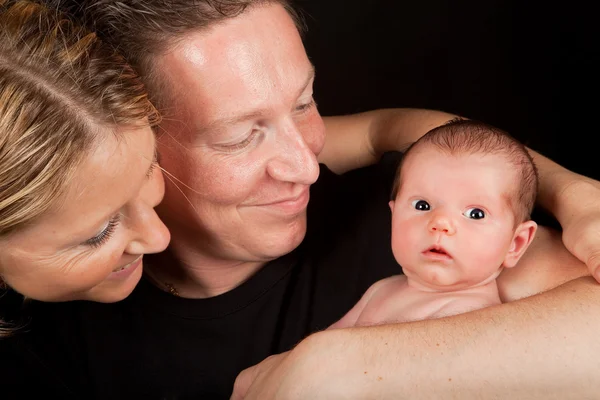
146, 152, 159, 179
146, 159, 158, 179
220, 100, 315, 152
296, 99, 315, 113
83, 214, 121, 249
221, 131, 259, 152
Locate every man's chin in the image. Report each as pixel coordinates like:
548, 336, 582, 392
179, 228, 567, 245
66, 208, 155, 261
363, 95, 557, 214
255, 224, 307, 261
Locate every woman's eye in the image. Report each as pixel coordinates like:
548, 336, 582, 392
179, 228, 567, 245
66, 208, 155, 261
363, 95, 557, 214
411, 200, 430, 211
83, 214, 121, 248
146, 159, 158, 179
464, 208, 485, 219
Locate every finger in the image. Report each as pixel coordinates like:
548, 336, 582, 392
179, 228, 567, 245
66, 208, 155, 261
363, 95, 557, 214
590, 252, 600, 283
593, 267, 600, 284
564, 228, 600, 273
230, 368, 253, 400
584, 243, 600, 282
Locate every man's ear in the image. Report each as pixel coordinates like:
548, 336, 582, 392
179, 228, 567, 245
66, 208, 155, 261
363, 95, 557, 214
503, 220, 538, 268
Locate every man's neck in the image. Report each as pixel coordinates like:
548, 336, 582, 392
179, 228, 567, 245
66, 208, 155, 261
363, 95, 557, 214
144, 240, 267, 299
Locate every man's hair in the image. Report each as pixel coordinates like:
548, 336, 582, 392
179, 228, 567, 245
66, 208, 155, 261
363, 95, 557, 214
55, 0, 305, 110
391, 118, 539, 223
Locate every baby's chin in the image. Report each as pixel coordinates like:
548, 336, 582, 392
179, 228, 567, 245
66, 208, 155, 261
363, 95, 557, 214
405, 269, 477, 291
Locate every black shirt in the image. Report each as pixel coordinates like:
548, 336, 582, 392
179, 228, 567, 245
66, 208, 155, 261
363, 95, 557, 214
1, 153, 402, 400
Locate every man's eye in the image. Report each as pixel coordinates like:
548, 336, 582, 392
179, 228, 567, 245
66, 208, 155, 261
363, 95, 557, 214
295, 98, 315, 113
411, 200, 430, 211
220, 131, 259, 152
464, 208, 485, 219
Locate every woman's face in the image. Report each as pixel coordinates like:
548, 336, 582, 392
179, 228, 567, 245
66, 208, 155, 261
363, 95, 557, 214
0, 126, 170, 302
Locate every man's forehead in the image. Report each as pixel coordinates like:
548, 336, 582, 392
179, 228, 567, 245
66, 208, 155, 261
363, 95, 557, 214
154, 4, 312, 128
203, 65, 316, 125
161, 43, 314, 128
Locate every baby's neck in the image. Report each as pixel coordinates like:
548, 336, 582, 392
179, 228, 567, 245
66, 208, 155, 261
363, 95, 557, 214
406, 277, 501, 299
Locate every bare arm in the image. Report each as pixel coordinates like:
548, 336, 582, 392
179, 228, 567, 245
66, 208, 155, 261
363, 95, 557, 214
308, 277, 600, 399
233, 276, 600, 400
528, 152, 600, 280
319, 108, 457, 174
232, 228, 592, 400
498, 225, 589, 301
320, 108, 600, 278
328, 277, 394, 330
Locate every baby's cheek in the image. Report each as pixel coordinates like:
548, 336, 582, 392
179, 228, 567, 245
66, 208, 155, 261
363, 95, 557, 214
462, 246, 505, 281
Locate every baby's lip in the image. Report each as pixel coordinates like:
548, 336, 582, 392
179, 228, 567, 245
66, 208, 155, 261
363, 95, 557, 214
422, 245, 453, 259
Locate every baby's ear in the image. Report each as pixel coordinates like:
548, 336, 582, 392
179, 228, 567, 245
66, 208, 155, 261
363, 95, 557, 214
503, 220, 538, 268
388, 200, 395, 213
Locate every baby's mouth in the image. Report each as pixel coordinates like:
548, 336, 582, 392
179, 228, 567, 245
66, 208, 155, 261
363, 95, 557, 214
422, 245, 452, 259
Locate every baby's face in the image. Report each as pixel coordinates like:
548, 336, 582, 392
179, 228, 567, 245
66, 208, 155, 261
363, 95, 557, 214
390, 147, 519, 291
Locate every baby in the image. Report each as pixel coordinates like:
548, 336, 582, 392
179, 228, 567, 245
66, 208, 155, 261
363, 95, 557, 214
331, 118, 538, 327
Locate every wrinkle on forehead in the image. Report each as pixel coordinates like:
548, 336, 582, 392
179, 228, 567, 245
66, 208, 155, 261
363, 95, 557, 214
163, 4, 309, 121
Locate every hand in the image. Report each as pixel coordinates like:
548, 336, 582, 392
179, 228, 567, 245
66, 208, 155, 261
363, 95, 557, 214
559, 181, 600, 282
230, 352, 288, 400
230, 332, 358, 400
561, 209, 600, 282
230, 351, 309, 400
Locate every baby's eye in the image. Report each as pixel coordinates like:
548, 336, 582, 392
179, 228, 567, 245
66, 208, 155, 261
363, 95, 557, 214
411, 200, 431, 211
464, 208, 485, 219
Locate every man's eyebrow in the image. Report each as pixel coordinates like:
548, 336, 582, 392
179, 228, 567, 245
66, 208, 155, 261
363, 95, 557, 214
202, 64, 316, 132
296, 63, 316, 101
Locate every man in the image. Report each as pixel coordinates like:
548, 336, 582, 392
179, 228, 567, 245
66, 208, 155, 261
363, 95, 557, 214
13, 0, 600, 398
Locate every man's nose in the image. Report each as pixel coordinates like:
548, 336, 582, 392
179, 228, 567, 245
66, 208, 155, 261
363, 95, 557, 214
266, 120, 320, 184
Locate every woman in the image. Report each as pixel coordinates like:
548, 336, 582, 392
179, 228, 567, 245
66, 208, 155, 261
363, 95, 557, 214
0, 0, 170, 334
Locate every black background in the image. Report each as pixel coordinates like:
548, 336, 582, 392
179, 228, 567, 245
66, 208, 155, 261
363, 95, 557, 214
297, 0, 598, 181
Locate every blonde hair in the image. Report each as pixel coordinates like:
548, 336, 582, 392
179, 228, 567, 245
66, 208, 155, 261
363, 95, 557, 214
0, 0, 159, 335
0, 0, 159, 237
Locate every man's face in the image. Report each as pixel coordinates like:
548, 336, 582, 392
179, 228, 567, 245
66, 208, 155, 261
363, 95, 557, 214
155, 4, 325, 264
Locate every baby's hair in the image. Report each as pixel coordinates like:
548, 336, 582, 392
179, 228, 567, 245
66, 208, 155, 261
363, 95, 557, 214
391, 118, 538, 222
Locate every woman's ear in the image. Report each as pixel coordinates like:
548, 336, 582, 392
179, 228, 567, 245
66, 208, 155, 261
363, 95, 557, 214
503, 220, 538, 268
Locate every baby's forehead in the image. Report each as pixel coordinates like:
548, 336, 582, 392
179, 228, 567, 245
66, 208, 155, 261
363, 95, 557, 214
407, 142, 510, 160
398, 148, 519, 196
400, 145, 515, 175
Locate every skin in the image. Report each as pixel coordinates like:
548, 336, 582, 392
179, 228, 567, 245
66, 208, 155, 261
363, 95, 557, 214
147, 3, 599, 301
81, 3, 599, 399
0, 125, 170, 303
188, 5, 600, 399
151, 4, 325, 297
331, 148, 537, 328
390, 148, 535, 291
